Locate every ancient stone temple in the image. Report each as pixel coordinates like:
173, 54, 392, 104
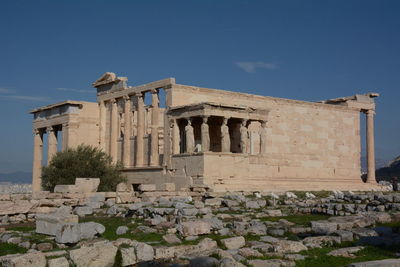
30, 72, 380, 192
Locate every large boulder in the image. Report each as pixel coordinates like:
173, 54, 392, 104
69, 242, 118, 267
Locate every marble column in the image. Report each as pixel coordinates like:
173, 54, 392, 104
260, 120, 268, 154
123, 96, 132, 167
110, 99, 118, 163
32, 129, 43, 192
136, 92, 145, 167
221, 117, 231, 152
366, 110, 376, 183
99, 100, 107, 151
201, 116, 210, 152
47, 126, 58, 164
62, 123, 69, 151
185, 119, 195, 153
150, 89, 159, 166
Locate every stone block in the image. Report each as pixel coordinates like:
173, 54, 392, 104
54, 185, 78, 193
0, 200, 33, 216
116, 182, 133, 192
55, 222, 105, 243
138, 184, 156, 192
116, 192, 135, 204
135, 242, 154, 261
32, 191, 50, 200
120, 247, 136, 266
75, 178, 100, 193
35, 212, 78, 236
74, 206, 93, 217
311, 220, 337, 234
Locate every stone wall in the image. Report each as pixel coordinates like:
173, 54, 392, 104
170, 84, 362, 191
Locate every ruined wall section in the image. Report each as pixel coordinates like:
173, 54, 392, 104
170, 85, 362, 191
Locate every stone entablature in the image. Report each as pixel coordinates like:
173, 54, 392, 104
30, 72, 380, 192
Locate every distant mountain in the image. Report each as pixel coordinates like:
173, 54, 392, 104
376, 155, 400, 182
0, 171, 32, 184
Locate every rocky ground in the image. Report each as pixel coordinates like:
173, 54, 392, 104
2, 189, 400, 267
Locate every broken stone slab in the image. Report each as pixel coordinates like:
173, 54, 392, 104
55, 222, 105, 243
221, 236, 245, 250
162, 233, 182, 244
348, 258, 400, 267
302, 236, 341, 248
135, 242, 154, 262
116, 182, 133, 192
272, 240, 308, 253
0, 252, 46, 267
0, 200, 33, 216
36, 212, 78, 236
69, 241, 118, 267
264, 209, 283, 217
178, 220, 212, 237
219, 257, 247, 267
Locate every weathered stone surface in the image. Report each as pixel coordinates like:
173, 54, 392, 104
179, 220, 212, 236
75, 178, 100, 193
55, 222, 105, 243
36, 212, 78, 236
248, 259, 295, 267
138, 184, 156, 192
162, 234, 182, 244
0, 252, 46, 267
302, 236, 341, 248
219, 257, 246, 267
272, 240, 308, 253
221, 236, 245, 250
135, 242, 154, 261
327, 246, 364, 258
70, 242, 118, 267
74, 206, 93, 217
36, 242, 53, 251
311, 220, 337, 234
47, 257, 69, 267
0, 200, 33, 215
238, 247, 263, 258
120, 247, 136, 266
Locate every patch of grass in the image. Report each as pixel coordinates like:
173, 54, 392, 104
296, 244, 400, 267
260, 214, 330, 226
0, 243, 27, 256
7, 225, 35, 232
80, 216, 165, 243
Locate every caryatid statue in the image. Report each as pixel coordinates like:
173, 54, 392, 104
221, 118, 231, 152
201, 116, 210, 152
240, 119, 249, 153
259, 120, 268, 154
185, 119, 195, 153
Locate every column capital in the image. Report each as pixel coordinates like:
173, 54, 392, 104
202, 116, 209, 123
134, 92, 143, 98
150, 88, 159, 94
46, 126, 54, 132
110, 98, 117, 104
366, 109, 375, 115
123, 95, 130, 101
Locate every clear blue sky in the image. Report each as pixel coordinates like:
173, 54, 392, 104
0, 0, 399, 173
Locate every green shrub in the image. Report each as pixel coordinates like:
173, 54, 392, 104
41, 145, 126, 192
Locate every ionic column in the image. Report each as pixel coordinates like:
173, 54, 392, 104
47, 126, 58, 164
185, 118, 195, 153
366, 110, 376, 183
110, 99, 118, 163
123, 96, 132, 167
62, 123, 69, 151
201, 116, 210, 152
260, 120, 268, 154
99, 100, 107, 151
150, 89, 159, 166
221, 117, 231, 152
136, 92, 145, 167
32, 129, 43, 192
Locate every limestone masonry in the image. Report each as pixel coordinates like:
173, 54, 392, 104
30, 72, 380, 192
